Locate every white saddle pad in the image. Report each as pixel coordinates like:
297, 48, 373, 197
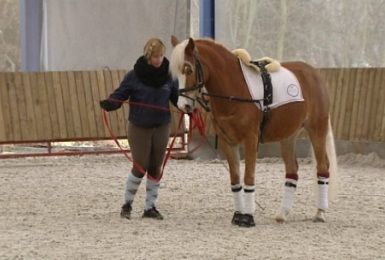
239, 60, 304, 110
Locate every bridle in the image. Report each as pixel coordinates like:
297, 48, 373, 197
178, 54, 211, 112
178, 53, 264, 113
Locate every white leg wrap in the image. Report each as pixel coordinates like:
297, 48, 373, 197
231, 184, 244, 213
124, 172, 143, 203
145, 178, 160, 210
243, 185, 255, 215
317, 177, 329, 210
281, 178, 297, 211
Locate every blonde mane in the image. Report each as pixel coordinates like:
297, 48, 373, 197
170, 39, 189, 79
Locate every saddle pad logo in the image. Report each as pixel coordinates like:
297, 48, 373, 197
287, 84, 299, 97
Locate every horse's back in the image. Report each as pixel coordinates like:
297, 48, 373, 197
281, 61, 322, 84
281, 61, 330, 118
282, 61, 330, 135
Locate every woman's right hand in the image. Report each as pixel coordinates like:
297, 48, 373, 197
99, 99, 116, 111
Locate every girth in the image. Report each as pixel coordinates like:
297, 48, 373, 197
250, 60, 273, 143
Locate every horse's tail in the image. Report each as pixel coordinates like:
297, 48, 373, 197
326, 117, 339, 201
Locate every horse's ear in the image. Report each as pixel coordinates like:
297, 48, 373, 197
171, 35, 179, 47
185, 37, 195, 57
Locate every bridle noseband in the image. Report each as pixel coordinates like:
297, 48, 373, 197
178, 54, 211, 112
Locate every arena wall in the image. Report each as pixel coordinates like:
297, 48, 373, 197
1, 68, 384, 157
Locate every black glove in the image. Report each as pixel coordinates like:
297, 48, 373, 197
100, 99, 117, 112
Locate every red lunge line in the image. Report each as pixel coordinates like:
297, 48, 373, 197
187, 108, 207, 154
101, 100, 207, 181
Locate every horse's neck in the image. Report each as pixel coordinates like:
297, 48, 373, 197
200, 49, 249, 103
204, 63, 248, 117
201, 52, 241, 96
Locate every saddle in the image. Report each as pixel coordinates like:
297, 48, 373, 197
232, 49, 281, 73
232, 49, 279, 143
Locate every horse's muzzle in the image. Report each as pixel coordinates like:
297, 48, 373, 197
184, 104, 193, 114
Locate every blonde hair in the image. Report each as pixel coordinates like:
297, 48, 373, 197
143, 38, 165, 59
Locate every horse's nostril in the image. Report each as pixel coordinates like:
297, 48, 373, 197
185, 104, 192, 112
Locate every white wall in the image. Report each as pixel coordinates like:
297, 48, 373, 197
41, 0, 190, 71
215, 0, 385, 67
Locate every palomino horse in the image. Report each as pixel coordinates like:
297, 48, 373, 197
170, 36, 338, 227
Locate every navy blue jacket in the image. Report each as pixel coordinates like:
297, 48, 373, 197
107, 70, 179, 128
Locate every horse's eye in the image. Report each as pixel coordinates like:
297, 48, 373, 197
183, 64, 193, 75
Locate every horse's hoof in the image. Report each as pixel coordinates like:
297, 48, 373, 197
275, 216, 285, 224
275, 209, 289, 223
313, 209, 326, 223
238, 214, 256, 227
231, 211, 243, 226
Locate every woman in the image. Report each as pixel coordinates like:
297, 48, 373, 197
100, 38, 179, 220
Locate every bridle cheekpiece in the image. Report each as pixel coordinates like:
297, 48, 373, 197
178, 53, 210, 112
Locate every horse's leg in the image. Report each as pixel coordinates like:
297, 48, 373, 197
238, 135, 259, 227
306, 119, 330, 222
218, 139, 243, 225
276, 134, 299, 223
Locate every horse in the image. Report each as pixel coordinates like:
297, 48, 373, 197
170, 36, 338, 227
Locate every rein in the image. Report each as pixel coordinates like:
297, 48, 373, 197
201, 92, 263, 104
178, 53, 264, 110
178, 52, 271, 144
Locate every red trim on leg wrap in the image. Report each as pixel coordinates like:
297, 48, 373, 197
285, 173, 298, 181
317, 172, 330, 178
